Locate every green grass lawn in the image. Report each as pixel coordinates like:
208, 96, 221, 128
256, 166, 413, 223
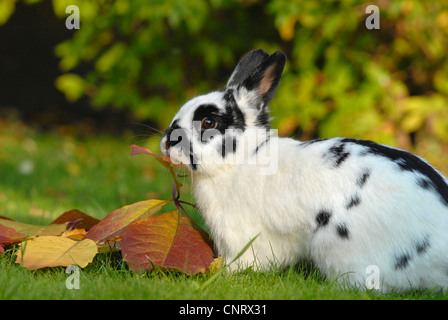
0, 118, 447, 300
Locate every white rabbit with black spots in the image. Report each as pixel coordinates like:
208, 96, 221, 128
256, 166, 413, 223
160, 49, 448, 292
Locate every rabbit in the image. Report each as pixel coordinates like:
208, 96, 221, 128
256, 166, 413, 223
160, 49, 448, 292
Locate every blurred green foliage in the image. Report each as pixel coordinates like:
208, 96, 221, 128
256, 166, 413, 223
2, 0, 448, 172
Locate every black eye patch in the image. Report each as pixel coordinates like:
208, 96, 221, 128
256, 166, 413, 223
192, 104, 227, 134
193, 104, 220, 124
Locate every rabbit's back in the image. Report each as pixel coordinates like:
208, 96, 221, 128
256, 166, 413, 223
289, 137, 448, 291
195, 136, 448, 291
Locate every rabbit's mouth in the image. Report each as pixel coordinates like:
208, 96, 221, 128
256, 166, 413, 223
161, 133, 198, 171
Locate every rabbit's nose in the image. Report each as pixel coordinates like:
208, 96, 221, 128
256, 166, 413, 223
165, 135, 182, 149
162, 123, 185, 152
162, 127, 183, 150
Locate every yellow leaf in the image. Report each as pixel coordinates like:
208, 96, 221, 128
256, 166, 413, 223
0, 219, 66, 237
15, 236, 98, 269
207, 257, 222, 274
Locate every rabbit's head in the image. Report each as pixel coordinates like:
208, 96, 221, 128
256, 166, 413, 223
160, 49, 286, 176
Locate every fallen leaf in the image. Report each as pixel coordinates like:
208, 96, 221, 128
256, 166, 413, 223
0, 245, 4, 254
98, 236, 122, 253
121, 210, 214, 275
207, 257, 222, 274
0, 219, 66, 238
51, 209, 100, 230
84, 199, 170, 243
104, 235, 122, 243
61, 228, 87, 240
15, 236, 98, 269
0, 224, 27, 245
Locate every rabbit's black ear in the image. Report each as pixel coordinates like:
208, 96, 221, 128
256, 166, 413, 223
227, 49, 270, 88
240, 51, 286, 108
230, 51, 286, 109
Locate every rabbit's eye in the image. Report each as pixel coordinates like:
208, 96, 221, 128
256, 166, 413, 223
201, 117, 218, 130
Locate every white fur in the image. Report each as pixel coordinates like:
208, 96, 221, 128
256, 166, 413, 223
190, 136, 448, 292
160, 52, 448, 292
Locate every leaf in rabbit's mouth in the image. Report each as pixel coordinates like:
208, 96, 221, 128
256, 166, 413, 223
129, 144, 178, 167
129, 144, 182, 191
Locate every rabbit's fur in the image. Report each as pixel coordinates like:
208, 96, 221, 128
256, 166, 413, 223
160, 49, 448, 292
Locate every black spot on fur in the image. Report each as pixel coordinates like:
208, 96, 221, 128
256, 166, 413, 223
316, 210, 331, 228
357, 169, 371, 188
393, 237, 430, 271
346, 194, 361, 209
416, 176, 433, 190
328, 142, 350, 168
415, 236, 430, 255
336, 224, 349, 239
342, 138, 448, 207
394, 253, 412, 270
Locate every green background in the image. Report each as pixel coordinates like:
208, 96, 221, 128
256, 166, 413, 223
2, 0, 448, 174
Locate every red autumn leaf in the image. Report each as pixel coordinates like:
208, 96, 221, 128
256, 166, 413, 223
121, 210, 214, 275
129, 144, 177, 167
84, 199, 170, 243
0, 245, 4, 254
0, 224, 27, 245
50, 209, 100, 231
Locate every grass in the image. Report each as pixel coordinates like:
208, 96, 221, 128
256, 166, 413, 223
0, 117, 447, 300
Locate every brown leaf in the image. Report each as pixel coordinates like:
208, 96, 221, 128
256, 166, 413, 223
84, 199, 170, 243
121, 210, 215, 275
50, 209, 100, 231
15, 236, 98, 270
51, 209, 100, 231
